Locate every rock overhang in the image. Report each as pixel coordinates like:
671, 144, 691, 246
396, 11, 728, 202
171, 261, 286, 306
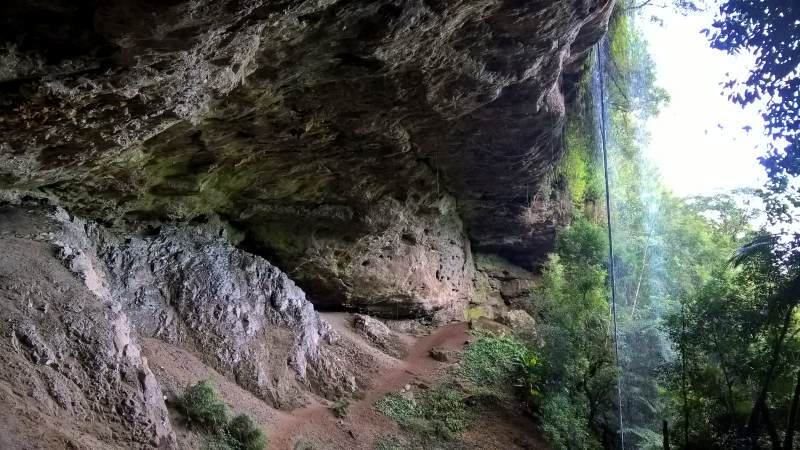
0, 0, 614, 317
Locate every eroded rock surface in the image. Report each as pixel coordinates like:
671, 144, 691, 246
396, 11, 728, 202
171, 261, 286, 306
0, 0, 613, 316
352, 314, 406, 358
471, 253, 538, 318
52, 208, 369, 408
0, 206, 174, 449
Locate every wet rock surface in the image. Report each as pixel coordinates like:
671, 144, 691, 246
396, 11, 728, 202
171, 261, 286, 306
0, 0, 613, 316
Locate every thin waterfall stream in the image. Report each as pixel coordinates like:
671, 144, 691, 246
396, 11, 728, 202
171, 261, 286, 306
588, 10, 677, 447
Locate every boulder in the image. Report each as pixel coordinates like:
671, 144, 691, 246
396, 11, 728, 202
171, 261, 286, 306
498, 310, 537, 332
352, 314, 406, 358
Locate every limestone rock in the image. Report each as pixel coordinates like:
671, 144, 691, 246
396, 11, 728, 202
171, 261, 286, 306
471, 253, 538, 318
0, 0, 613, 317
0, 205, 175, 449
498, 309, 536, 331
470, 317, 511, 335
52, 209, 369, 408
352, 314, 406, 358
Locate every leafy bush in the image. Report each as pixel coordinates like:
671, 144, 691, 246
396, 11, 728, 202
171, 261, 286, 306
178, 380, 229, 433
374, 434, 406, 450
375, 392, 417, 422
416, 387, 469, 436
226, 414, 268, 450
206, 436, 237, 450
178, 380, 267, 450
330, 398, 350, 418
539, 393, 599, 450
457, 331, 531, 388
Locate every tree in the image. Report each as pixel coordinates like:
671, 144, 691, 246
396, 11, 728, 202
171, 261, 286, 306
706, 0, 800, 230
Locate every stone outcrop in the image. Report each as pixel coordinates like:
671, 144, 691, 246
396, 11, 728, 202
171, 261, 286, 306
352, 314, 406, 358
0, 205, 175, 449
0, 0, 613, 317
471, 253, 538, 318
51, 208, 369, 408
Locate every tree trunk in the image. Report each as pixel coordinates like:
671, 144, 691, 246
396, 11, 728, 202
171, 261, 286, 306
761, 400, 782, 450
710, 328, 738, 420
681, 302, 690, 448
784, 369, 800, 450
748, 302, 796, 447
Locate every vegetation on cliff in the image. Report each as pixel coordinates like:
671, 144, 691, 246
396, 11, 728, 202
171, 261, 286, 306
533, 0, 800, 448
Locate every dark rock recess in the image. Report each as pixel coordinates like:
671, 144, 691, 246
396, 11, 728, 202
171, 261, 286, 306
0, 0, 614, 317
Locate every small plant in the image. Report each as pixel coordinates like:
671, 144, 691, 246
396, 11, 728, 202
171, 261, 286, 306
226, 414, 268, 450
178, 380, 229, 433
293, 439, 317, 450
205, 436, 236, 450
374, 434, 406, 450
416, 387, 469, 435
520, 354, 543, 402
375, 387, 469, 442
457, 331, 530, 387
330, 398, 350, 418
374, 392, 417, 422
178, 380, 267, 450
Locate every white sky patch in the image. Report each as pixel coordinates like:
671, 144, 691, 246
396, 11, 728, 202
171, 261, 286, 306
639, 3, 768, 198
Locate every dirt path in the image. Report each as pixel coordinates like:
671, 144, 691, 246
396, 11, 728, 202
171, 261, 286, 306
268, 322, 469, 449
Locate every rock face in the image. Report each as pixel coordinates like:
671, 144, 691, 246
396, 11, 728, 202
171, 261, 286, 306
52, 208, 367, 408
0, 205, 175, 449
471, 253, 538, 318
0, 0, 613, 317
352, 314, 406, 358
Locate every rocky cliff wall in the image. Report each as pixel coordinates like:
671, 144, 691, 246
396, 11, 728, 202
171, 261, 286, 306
0, 0, 613, 318
0, 205, 175, 449
52, 207, 370, 409
0, 201, 388, 447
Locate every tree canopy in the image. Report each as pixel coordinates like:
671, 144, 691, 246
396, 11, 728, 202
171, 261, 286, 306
706, 0, 800, 225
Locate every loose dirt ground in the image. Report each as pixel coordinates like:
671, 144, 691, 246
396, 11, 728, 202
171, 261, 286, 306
138, 312, 551, 450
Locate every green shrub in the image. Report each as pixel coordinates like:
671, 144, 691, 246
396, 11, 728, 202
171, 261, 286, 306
178, 380, 229, 433
457, 331, 530, 388
539, 393, 600, 450
178, 380, 267, 450
330, 398, 350, 418
206, 436, 236, 450
416, 387, 469, 435
374, 434, 406, 450
375, 387, 469, 442
375, 392, 418, 422
226, 414, 267, 450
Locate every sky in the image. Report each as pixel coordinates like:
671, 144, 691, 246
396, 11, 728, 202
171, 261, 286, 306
639, 2, 769, 198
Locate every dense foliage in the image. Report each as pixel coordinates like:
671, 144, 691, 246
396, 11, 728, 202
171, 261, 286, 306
373, 331, 544, 448
707, 0, 800, 261
542, 1, 800, 448
708, 0, 799, 195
